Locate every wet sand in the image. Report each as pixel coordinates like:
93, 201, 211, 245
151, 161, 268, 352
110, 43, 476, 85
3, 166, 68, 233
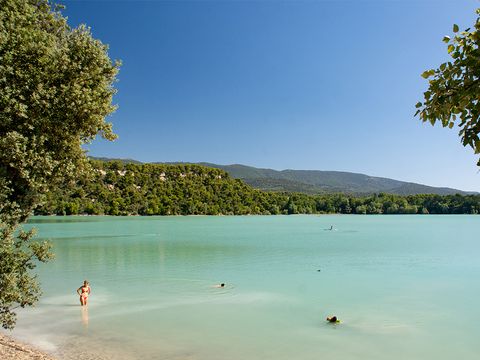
0, 333, 55, 360
1, 332, 195, 360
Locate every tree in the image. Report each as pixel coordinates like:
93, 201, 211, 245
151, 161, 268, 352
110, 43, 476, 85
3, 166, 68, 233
0, 0, 119, 329
416, 9, 480, 166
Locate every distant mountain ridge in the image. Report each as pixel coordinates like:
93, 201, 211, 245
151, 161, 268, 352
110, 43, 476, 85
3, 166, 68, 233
90, 157, 474, 195
196, 163, 473, 196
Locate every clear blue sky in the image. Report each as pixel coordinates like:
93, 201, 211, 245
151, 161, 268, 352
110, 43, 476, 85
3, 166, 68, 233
64, 0, 480, 191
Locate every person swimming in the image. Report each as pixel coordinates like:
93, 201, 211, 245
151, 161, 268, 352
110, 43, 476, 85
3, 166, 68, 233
77, 280, 91, 306
213, 283, 225, 288
326, 316, 339, 323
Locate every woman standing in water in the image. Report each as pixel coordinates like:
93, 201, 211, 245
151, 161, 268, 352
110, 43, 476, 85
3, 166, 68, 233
77, 280, 91, 306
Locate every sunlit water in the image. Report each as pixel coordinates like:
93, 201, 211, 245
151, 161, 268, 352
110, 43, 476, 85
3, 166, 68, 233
8, 215, 480, 359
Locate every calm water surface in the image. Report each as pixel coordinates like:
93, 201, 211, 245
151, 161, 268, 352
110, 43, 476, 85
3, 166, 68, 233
10, 215, 480, 359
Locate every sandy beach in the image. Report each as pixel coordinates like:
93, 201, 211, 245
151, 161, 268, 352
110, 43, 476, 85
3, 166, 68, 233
0, 333, 55, 360
0, 332, 183, 360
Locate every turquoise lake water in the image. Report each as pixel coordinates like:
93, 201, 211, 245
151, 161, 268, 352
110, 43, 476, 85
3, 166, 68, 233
10, 215, 480, 359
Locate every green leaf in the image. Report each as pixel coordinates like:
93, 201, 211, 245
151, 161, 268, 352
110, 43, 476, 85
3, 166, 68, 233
421, 70, 432, 79
415, 102, 422, 108
475, 139, 480, 153
453, 24, 459, 33
443, 35, 450, 43
448, 122, 454, 129
447, 44, 455, 53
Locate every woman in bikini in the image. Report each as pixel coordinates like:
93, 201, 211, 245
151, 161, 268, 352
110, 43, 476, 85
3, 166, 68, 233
77, 280, 91, 306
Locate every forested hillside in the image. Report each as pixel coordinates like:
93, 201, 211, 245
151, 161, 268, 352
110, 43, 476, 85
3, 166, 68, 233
37, 160, 280, 215
35, 160, 480, 216
198, 163, 473, 195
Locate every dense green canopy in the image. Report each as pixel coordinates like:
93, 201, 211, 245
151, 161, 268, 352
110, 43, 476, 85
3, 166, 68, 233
416, 9, 480, 166
0, 0, 119, 329
0, 0, 119, 225
35, 160, 480, 216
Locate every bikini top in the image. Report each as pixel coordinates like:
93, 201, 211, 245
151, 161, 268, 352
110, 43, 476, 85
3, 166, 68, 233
81, 286, 90, 294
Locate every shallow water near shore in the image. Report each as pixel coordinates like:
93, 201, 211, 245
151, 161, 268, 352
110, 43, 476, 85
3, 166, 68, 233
11, 215, 480, 359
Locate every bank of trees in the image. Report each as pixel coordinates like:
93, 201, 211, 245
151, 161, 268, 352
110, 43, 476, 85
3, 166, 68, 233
35, 161, 480, 216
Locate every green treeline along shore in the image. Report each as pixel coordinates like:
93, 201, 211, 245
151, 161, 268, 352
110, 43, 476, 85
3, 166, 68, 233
35, 160, 480, 216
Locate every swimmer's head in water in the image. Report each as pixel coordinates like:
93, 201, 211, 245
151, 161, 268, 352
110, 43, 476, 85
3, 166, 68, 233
221, 283, 225, 287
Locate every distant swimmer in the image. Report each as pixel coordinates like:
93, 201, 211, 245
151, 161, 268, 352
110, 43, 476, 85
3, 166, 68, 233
77, 280, 91, 306
329, 225, 333, 230
326, 316, 340, 323
213, 283, 225, 288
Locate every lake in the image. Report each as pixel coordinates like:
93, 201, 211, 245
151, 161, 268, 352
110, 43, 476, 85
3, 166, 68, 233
9, 215, 480, 359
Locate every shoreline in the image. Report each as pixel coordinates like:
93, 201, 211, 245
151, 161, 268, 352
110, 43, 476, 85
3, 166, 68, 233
0, 333, 55, 360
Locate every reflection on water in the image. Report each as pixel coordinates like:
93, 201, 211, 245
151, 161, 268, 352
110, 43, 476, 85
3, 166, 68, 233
81, 307, 89, 327
12, 215, 480, 360
27, 216, 105, 224
37, 234, 136, 241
